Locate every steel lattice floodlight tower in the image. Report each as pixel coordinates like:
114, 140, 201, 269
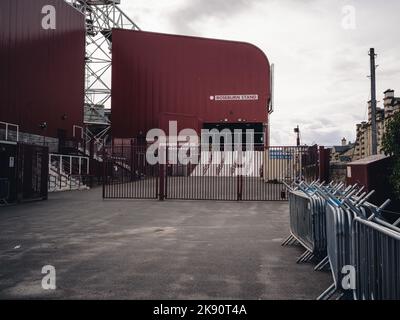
65, 0, 139, 126
66, 0, 140, 111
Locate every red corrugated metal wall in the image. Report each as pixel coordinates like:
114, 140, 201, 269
111, 30, 270, 140
0, 0, 85, 138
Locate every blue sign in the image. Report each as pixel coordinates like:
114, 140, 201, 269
269, 150, 292, 160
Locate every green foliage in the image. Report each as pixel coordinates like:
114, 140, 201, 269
382, 112, 400, 198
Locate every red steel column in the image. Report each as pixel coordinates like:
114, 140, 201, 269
319, 146, 331, 183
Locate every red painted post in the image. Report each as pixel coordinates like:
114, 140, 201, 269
237, 165, 243, 201
130, 139, 134, 182
159, 146, 166, 201
319, 146, 331, 183
102, 148, 106, 199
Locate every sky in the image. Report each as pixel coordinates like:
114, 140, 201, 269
119, 0, 400, 146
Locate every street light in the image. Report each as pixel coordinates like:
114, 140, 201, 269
39, 122, 48, 146
294, 126, 300, 147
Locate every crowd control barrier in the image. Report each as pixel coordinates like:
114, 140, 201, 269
283, 184, 327, 263
352, 217, 400, 300
283, 180, 400, 300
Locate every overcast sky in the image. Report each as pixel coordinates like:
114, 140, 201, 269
119, 0, 400, 146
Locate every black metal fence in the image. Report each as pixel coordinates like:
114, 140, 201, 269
17, 143, 49, 201
0, 178, 9, 205
103, 143, 319, 201
0, 142, 17, 203
0, 142, 48, 203
103, 145, 159, 199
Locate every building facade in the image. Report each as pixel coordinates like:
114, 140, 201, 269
0, 0, 85, 153
353, 89, 400, 160
331, 138, 355, 163
111, 30, 272, 147
0, 0, 86, 202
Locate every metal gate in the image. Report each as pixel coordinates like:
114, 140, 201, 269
17, 143, 49, 201
0, 142, 48, 203
103, 144, 319, 201
103, 144, 159, 199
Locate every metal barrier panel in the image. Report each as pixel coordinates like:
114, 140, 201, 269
286, 189, 327, 260
103, 145, 320, 201
311, 196, 328, 255
325, 204, 353, 291
353, 217, 400, 300
288, 191, 315, 252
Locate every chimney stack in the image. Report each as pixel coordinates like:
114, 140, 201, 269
384, 89, 395, 118
342, 137, 347, 146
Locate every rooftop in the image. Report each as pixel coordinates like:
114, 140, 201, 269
333, 144, 355, 154
349, 154, 390, 165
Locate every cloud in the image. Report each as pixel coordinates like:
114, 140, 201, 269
169, 0, 261, 34
119, 0, 400, 146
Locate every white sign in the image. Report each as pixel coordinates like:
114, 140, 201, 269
210, 94, 259, 101
347, 166, 352, 178
9, 157, 15, 168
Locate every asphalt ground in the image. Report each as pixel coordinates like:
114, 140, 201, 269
0, 188, 331, 299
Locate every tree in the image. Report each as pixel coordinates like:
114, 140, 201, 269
382, 112, 400, 198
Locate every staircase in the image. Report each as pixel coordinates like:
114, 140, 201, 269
78, 126, 110, 162
190, 151, 264, 178
48, 154, 91, 192
48, 167, 90, 192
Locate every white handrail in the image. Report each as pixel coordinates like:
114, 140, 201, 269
49, 153, 90, 176
0, 121, 19, 142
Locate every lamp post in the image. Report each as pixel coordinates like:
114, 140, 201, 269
294, 126, 300, 147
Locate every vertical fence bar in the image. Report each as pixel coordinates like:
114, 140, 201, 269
159, 162, 165, 201
102, 144, 324, 202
